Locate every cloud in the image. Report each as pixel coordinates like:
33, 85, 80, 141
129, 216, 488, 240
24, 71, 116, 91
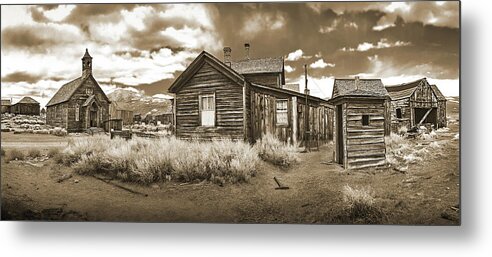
286, 49, 304, 61
240, 12, 285, 36
310, 59, 335, 69
284, 65, 295, 73
340, 38, 411, 52
0, 2, 459, 105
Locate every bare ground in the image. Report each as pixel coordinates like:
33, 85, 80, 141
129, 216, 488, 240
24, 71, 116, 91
1, 99, 460, 224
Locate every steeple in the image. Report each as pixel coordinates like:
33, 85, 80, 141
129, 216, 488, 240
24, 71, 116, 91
82, 48, 92, 77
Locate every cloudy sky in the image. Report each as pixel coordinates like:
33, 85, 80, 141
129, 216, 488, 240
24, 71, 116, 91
1, 1, 459, 107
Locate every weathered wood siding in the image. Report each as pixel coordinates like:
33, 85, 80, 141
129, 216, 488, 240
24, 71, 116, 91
249, 87, 333, 145
389, 81, 447, 131
175, 62, 245, 140
338, 100, 387, 169
11, 103, 40, 115
47, 77, 109, 132
46, 103, 68, 128
244, 73, 281, 88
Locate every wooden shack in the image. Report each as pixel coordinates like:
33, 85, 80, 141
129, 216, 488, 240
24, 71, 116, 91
329, 77, 390, 169
1, 99, 11, 114
109, 102, 134, 125
46, 49, 110, 132
168, 50, 333, 145
10, 97, 40, 115
386, 78, 447, 132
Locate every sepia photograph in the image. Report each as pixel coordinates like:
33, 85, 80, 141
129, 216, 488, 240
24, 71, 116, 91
0, 1, 460, 225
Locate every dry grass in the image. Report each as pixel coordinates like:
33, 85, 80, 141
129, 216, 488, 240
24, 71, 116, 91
60, 135, 260, 185
27, 148, 42, 159
334, 185, 386, 224
254, 133, 299, 168
5, 149, 25, 162
47, 148, 60, 158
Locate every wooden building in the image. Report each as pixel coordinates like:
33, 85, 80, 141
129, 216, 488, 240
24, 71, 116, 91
46, 49, 110, 132
10, 97, 40, 116
1, 99, 11, 114
386, 78, 447, 132
329, 77, 390, 169
155, 112, 174, 125
133, 113, 142, 124
168, 50, 333, 145
109, 102, 134, 125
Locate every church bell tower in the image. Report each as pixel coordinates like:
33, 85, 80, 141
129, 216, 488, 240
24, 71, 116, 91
82, 48, 92, 77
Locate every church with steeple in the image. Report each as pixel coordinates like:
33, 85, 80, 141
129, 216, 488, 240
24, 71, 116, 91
46, 49, 110, 132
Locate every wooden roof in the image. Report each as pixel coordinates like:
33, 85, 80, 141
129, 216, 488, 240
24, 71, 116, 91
46, 75, 109, 107
1, 99, 11, 106
168, 51, 246, 93
15, 96, 39, 105
332, 78, 389, 99
231, 57, 284, 74
169, 51, 329, 104
430, 84, 446, 100
385, 78, 446, 101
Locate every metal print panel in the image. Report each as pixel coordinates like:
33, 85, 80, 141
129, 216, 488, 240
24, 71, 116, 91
0, 1, 460, 224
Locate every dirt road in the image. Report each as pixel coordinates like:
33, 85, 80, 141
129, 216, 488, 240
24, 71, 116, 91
1, 122, 459, 224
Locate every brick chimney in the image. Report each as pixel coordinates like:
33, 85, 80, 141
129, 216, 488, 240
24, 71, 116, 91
223, 47, 231, 66
244, 43, 250, 60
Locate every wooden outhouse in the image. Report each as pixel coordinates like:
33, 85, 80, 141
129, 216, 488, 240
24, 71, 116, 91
329, 77, 390, 169
168, 50, 333, 145
386, 78, 447, 132
46, 49, 110, 132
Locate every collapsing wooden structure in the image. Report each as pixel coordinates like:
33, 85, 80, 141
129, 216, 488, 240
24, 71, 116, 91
168, 47, 333, 145
386, 78, 447, 132
329, 77, 390, 169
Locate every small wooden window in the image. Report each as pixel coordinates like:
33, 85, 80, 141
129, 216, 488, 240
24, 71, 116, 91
200, 94, 215, 127
362, 115, 370, 126
276, 99, 288, 126
75, 105, 80, 121
86, 88, 93, 95
396, 108, 402, 119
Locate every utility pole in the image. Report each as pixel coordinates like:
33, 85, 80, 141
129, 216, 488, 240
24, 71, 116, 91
304, 64, 310, 152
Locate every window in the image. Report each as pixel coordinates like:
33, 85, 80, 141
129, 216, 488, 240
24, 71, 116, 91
362, 115, 370, 126
396, 108, 402, 119
200, 94, 215, 127
276, 99, 288, 126
75, 105, 80, 121
86, 87, 93, 95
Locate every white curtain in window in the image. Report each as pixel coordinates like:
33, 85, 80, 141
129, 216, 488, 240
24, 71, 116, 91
201, 95, 215, 127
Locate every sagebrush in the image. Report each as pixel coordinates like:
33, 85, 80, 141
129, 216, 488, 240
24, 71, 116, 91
254, 133, 299, 167
61, 135, 260, 185
5, 149, 25, 162
335, 185, 386, 224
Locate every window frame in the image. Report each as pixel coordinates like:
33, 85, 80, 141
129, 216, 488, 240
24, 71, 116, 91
75, 104, 80, 121
362, 115, 370, 126
396, 108, 402, 119
199, 93, 216, 127
276, 99, 289, 126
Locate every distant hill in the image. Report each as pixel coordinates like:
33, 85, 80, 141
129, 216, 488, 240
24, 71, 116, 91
108, 88, 173, 116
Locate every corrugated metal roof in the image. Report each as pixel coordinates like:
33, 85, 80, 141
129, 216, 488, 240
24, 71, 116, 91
332, 78, 388, 98
231, 57, 283, 74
